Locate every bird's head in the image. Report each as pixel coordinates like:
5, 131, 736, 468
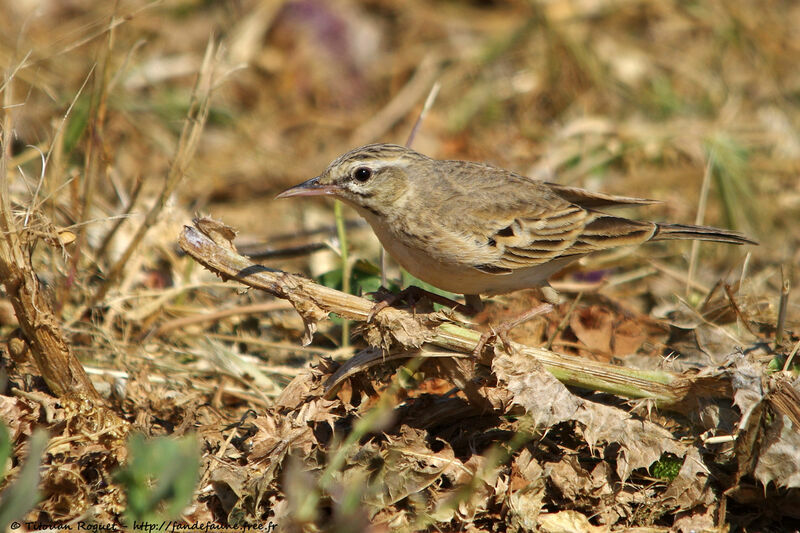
277, 143, 426, 215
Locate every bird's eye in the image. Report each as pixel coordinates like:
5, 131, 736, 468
353, 167, 372, 182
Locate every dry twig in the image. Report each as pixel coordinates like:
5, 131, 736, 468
0, 68, 101, 400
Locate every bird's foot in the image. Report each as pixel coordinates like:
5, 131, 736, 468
472, 303, 553, 357
540, 286, 563, 306
366, 285, 469, 322
463, 294, 484, 315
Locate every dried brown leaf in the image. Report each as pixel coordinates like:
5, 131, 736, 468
362, 311, 446, 351
753, 412, 800, 488
538, 510, 609, 533
612, 318, 649, 357
285, 287, 330, 347
570, 305, 614, 354
0, 395, 40, 441
671, 509, 719, 533
492, 352, 581, 427
40, 465, 90, 520
493, 351, 686, 480
731, 357, 766, 416
507, 482, 546, 531
510, 448, 543, 488
662, 447, 715, 510
248, 412, 317, 481
453, 456, 493, 522
339, 426, 466, 511
194, 217, 238, 252
545, 455, 595, 502
275, 362, 331, 410
209, 463, 247, 515
695, 325, 742, 364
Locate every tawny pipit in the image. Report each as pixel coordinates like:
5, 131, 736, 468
278, 143, 756, 308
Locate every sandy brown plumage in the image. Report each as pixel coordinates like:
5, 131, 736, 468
278, 143, 756, 297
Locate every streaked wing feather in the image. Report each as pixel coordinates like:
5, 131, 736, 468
545, 182, 660, 209
565, 215, 657, 255
486, 206, 588, 269
474, 264, 513, 274
429, 162, 661, 276
477, 213, 659, 273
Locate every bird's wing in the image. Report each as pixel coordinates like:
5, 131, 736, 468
543, 182, 659, 209
429, 162, 658, 274
476, 212, 660, 274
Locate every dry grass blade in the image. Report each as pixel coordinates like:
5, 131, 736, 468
151, 300, 294, 338
349, 54, 442, 147
776, 270, 790, 349
687, 153, 714, 296
83, 39, 219, 311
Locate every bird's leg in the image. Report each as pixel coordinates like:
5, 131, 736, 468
367, 285, 470, 322
472, 303, 553, 357
464, 294, 484, 314
539, 286, 563, 306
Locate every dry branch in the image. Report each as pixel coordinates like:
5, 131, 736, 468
178, 217, 736, 411
1, 77, 101, 401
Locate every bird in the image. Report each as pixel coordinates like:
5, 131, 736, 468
277, 143, 756, 310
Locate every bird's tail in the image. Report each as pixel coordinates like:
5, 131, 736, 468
652, 223, 757, 245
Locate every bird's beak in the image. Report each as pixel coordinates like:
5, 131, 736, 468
275, 176, 339, 199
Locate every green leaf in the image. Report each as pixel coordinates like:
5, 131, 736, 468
400, 271, 458, 301
0, 429, 48, 531
650, 454, 682, 481
0, 423, 11, 485
62, 95, 91, 155
115, 433, 200, 525
317, 259, 401, 296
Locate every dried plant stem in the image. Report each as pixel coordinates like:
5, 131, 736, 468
152, 300, 294, 337
775, 269, 790, 349
334, 201, 351, 347
405, 81, 441, 148
545, 291, 582, 350
687, 153, 713, 297
378, 79, 441, 289
94, 173, 144, 262
783, 339, 800, 372
179, 219, 727, 411
66, 10, 117, 305
349, 54, 441, 147
0, 71, 101, 400
78, 40, 217, 317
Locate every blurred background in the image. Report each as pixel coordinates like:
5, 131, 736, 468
2, 0, 800, 526
5, 0, 797, 276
